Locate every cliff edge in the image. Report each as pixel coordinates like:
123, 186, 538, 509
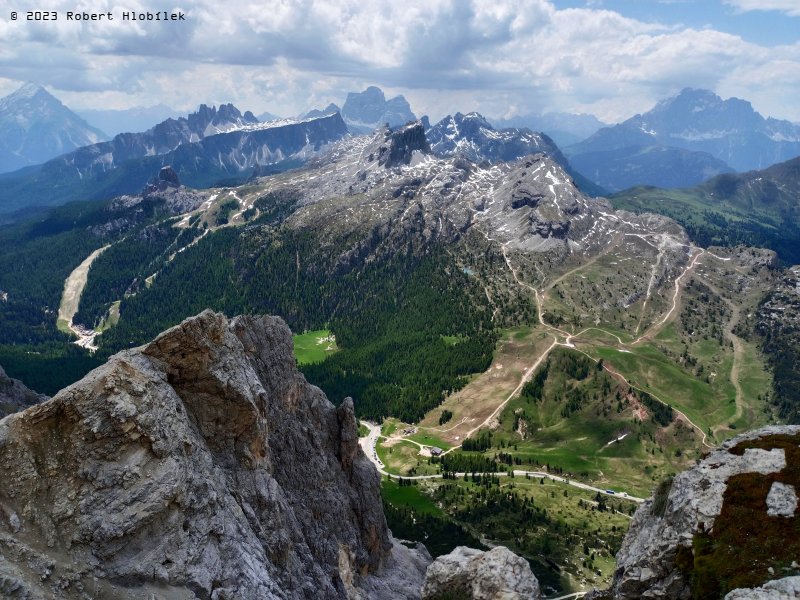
0, 310, 425, 599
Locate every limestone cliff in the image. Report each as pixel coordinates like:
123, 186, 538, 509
0, 311, 425, 599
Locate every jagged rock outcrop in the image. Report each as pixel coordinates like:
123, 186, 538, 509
377, 122, 430, 168
157, 165, 180, 188
0, 365, 46, 418
421, 546, 541, 600
141, 165, 181, 194
425, 112, 564, 166
0, 310, 428, 599
610, 425, 800, 599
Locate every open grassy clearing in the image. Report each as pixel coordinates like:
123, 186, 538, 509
292, 329, 338, 365
544, 239, 676, 337
407, 431, 452, 451
381, 479, 444, 516
375, 246, 776, 504
455, 347, 700, 497
590, 344, 726, 436
96, 300, 121, 333
377, 439, 439, 476
416, 326, 555, 445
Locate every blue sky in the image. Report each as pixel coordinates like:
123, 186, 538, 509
552, 0, 799, 46
0, 0, 798, 123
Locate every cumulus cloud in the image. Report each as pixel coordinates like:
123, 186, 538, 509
1, 0, 798, 123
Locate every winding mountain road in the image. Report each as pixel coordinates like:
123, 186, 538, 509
359, 421, 646, 503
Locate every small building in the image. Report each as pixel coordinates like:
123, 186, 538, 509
430, 447, 443, 457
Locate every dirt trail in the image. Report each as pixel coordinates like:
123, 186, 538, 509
725, 304, 746, 424
58, 245, 110, 349
633, 247, 704, 345
700, 279, 746, 435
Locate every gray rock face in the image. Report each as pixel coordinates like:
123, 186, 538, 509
611, 425, 800, 600
426, 112, 564, 166
377, 122, 430, 168
0, 365, 46, 418
158, 165, 180, 188
765, 482, 798, 517
0, 310, 427, 599
421, 546, 541, 600
725, 576, 800, 599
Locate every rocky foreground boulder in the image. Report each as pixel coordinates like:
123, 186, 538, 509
0, 311, 427, 599
608, 425, 800, 599
421, 546, 541, 600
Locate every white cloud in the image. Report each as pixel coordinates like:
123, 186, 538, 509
1, 0, 798, 123
724, 1, 800, 17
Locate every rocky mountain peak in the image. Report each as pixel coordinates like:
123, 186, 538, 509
158, 164, 180, 187
644, 87, 763, 134
1, 82, 48, 104
569, 88, 800, 180
377, 121, 430, 168
0, 82, 108, 173
341, 86, 416, 133
342, 86, 387, 124
0, 310, 544, 599
425, 111, 566, 167
303, 102, 341, 119
184, 102, 259, 137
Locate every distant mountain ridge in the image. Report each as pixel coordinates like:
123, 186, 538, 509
492, 111, 608, 147
569, 88, 800, 173
426, 112, 564, 163
0, 110, 348, 215
0, 83, 108, 174
610, 154, 800, 263
570, 144, 733, 192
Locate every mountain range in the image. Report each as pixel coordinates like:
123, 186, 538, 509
340, 86, 416, 133
0, 108, 348, 215
424, 111, 606, 196
5, 82, 800, 211
0, 83, 107, 174
611, 154, 800, 264
568, 88, 800, 191
303, 86, 417, 134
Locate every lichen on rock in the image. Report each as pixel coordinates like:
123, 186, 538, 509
610, 425, 800, 599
